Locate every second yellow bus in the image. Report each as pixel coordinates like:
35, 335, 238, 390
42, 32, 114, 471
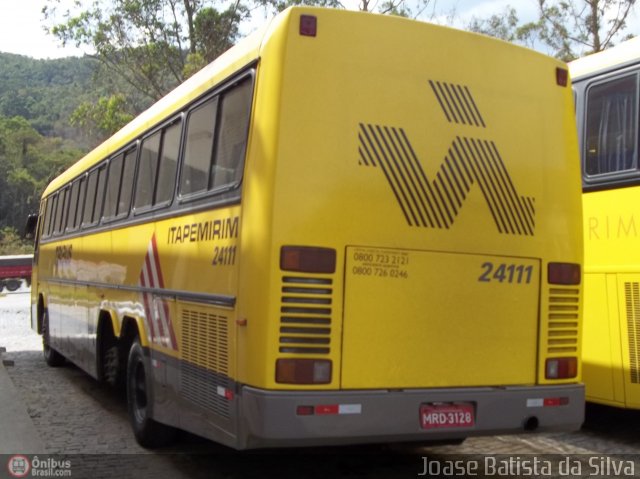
571, 37, 640, 409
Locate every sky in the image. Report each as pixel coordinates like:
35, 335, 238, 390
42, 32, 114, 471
0, 0, 636, 59
0, 0, 86, 58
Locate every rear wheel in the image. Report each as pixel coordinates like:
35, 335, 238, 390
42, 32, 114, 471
126, 338, 176, 448
42, 309, 65, 367
5, 279, 20, 292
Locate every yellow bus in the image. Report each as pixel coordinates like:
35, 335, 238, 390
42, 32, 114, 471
29, 7, 584, 449
570, 37, 640, 409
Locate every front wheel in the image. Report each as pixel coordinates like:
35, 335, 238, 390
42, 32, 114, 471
42, 309, 65, 367
126, 338, 176, 448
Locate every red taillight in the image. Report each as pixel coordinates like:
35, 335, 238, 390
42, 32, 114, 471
547, 262, 581, 285
296, 405, 315, 416
276, 358, 332, 384
300, 15, 317, 37
280, 246, 336, 273
556, 67, 568, 87
545, 357, 578, 379
543, 397, 570, 406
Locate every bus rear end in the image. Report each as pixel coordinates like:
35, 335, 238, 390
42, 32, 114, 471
235, 8, 583, 448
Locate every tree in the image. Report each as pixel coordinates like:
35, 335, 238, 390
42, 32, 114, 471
467, 0, 637, 61
533, 0, 636, 60
0, 227, 33, 255
0, 115, 82, 234
255, 0, 340, 15
70, 94, 135, 142
44, 0, 248, 102
256, 0, 435, 18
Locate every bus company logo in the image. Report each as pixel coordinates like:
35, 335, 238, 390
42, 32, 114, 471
7, 455, 30, 478
139, 234, 178, 350
358, 80, 535, 236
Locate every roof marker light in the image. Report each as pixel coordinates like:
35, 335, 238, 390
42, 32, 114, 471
556, 67, 569, 87
300, 15, 317, 37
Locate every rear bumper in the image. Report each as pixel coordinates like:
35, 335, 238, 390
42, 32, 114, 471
238, 384, 584, 449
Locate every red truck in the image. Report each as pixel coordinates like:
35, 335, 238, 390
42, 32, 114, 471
0, 254, 33, 292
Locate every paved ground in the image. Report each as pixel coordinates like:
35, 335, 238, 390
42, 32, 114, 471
2, 291, 640, 478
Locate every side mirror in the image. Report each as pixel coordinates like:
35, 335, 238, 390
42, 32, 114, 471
24, 214, 38, 240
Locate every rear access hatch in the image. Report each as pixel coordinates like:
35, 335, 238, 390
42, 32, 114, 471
341, 246, 540, 389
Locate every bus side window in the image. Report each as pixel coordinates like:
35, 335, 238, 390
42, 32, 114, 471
49, 195, 58, 237
93, 165, 107, 224
156, 121, 181, 205
54, 188, 68, 236
42, 197, 53, 239
66, 179, 81, 232
181, 97, 218, 195
118, 148, 137, 216
104, 153, 124, 220
75, 177, 87, 228
135, 132, 161, 210
585, 74, 638, 176
212, 79, 252, 189
83, 170, 99, 227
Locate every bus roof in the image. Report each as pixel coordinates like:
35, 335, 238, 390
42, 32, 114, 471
569, 36, 640, 81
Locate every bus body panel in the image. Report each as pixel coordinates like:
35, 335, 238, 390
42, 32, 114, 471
342, 248, 539, 388
582, 272, 623, 405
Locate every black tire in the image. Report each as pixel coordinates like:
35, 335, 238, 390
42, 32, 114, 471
5, 279, 20, 292
98, 319, 125, 390
126, 338, 176, 448
102, 344, 122, 388
42, 309, 65, 367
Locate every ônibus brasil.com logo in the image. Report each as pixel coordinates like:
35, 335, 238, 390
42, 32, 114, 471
7, 455, 72, 477
7, 455, 30, 478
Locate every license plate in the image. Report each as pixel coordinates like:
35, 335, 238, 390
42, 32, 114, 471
420, 402, 475, 430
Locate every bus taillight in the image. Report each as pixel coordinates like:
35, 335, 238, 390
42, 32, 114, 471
545, 357, 578, 379
276, 358, 332, 384
280, 246, 336, 273
547, 262, 581, 285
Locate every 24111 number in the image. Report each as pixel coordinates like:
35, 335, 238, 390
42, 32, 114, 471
212, 245, 237, 266
478, 262, 533, 284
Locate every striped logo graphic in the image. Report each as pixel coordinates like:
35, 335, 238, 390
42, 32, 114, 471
358, 81, 534, 236
429, 80, 486, 127
139, 234, 178, 350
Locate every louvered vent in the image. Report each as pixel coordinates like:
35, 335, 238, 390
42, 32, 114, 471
624, 282, 640, 384
180, 309, 230, 418
280, 276, 332, 354
547, 287, 579, 354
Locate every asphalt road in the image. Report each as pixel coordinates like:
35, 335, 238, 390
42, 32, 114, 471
2, 291, 640, 478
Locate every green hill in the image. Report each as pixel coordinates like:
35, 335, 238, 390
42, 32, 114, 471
0, 52, 102, 145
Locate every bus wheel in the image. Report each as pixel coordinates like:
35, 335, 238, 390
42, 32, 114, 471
5, 279, 20, 292
126, 338, 176, 448
42, 310, 65, 367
